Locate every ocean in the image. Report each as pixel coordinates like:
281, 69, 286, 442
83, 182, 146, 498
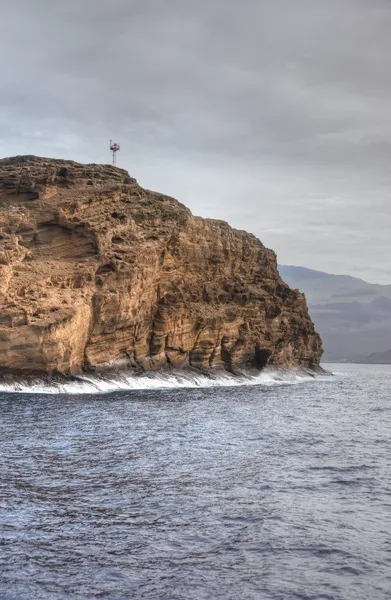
0, 364, 390, 600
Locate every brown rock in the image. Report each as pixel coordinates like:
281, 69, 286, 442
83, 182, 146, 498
0, 155, 322, 376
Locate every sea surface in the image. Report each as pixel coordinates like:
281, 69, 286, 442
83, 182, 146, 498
0, 364, 390, 600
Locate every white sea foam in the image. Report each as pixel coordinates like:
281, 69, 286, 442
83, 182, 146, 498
0, 367, 331, 395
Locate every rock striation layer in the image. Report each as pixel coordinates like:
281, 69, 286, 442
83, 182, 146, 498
0, 156, 322, 375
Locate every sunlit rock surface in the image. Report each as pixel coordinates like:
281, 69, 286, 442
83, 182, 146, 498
0, 155, 322, 375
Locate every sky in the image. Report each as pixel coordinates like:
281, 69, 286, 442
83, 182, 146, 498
1, 0, 391, 283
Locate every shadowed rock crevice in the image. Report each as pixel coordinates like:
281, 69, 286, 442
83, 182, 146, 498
254, 346, 272, 369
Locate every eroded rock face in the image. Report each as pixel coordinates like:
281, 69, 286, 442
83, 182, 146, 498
0, 155, 322, 375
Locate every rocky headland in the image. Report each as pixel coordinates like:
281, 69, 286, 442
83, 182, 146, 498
0, 155, 322, 376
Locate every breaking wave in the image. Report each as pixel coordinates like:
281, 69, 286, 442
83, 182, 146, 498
0, 366, 331, 395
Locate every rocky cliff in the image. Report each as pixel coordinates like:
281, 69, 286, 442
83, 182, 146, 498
0, 156, 322, 376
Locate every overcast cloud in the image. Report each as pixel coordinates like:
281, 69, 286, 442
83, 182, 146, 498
1, 0, 391, 282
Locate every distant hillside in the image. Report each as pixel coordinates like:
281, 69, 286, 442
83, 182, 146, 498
359, 349, 391, 364
279, 265, 391, 362
278, 265, 391, 305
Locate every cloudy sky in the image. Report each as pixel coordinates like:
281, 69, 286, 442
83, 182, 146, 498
1, 0, 390, 283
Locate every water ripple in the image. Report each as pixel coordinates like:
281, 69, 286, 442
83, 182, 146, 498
0, 363, 390, 599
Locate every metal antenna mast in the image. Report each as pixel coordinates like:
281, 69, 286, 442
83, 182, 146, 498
110, 140, 120, 167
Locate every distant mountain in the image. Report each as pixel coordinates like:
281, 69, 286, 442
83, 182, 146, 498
359, 349, 391, 364
279, 265, 391, 362
278, 265, 391, 305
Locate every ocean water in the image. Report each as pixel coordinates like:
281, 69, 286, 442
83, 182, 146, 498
0, 364, 390, 600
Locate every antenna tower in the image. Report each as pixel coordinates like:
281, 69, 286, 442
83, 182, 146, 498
110, 140, 120, 166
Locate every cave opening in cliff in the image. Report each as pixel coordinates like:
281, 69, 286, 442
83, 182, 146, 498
254, 346, 271, 370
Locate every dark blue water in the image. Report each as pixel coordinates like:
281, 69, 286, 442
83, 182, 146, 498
0, 364, 390, 600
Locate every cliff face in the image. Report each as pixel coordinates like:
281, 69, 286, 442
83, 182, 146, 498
0, 156, 322, 375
